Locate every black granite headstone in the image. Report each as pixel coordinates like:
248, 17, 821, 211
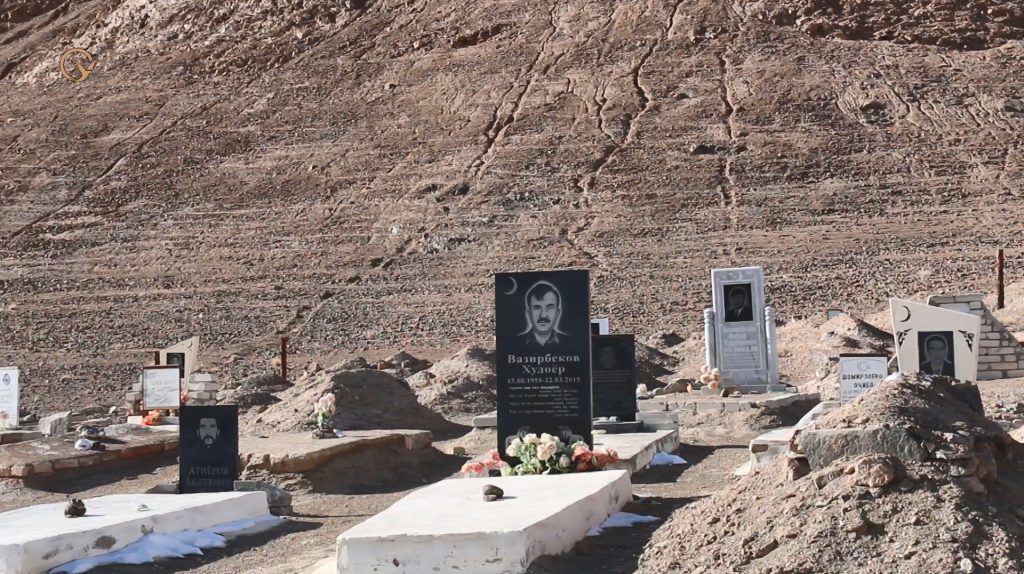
495, 270, 592, 457
592, 334, 637, 421
179, 405, 239, 493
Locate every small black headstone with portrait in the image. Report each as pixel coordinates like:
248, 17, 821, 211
179, 405, 239, 493
592, 335, 637, 422
495, 270, 592, 457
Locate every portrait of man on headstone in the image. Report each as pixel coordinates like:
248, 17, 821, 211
519, 280, 568, 348
723, 284, 754, 323
597, 344, 619, 371
166, 352, 186, 380
918, 332, 955, 377
179, 405, 238, 493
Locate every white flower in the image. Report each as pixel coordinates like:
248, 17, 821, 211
523, 433, 541, 445
559, 454, 571, 468
537, 442, 557, 461
506, 438, 522, 457
540, 433, 556, 444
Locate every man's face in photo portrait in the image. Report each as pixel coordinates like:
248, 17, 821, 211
529, 290, 560, 335
198, 417, 220, 446
599, 346, 617, 370
926, 336, 948, 362
729, 288, 747, 310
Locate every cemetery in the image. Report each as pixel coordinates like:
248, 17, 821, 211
2, 267, 1024, 574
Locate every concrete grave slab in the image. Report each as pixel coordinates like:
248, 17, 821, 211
239, 430, 432, 474
890, 298, 981, 381
0, 427, 179, 478
0, 492, 269, 574
595, 429, 679, 474
336, 470, 632, 574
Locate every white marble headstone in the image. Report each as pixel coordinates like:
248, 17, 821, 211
889, 298, 981, 381
0, 367, 18, 429
712, 267, 769, 386
591, 318, 610, 335
838, 354, 888, 404
143, 366, 182, 410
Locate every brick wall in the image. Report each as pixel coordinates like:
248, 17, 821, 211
928, 294, 1024, 381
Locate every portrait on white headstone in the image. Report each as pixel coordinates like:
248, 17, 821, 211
918, 332, 955, 377
723, 284, 754, 323
518, 280, 569, 349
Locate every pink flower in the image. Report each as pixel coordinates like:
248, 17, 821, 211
572, 445, 592, 461
487, 449, 502, 462
460, 461, 486, 475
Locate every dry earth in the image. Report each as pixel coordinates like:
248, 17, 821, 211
0, 0, 1022, 414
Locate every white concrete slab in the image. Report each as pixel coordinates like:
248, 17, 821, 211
595, 429, 679, 474
0, 492, 269, 574
336, 470, 632, 574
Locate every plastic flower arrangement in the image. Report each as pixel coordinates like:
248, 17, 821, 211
142, 410, 163, 426
504, 433, 619, 475
314, 393, 336, 430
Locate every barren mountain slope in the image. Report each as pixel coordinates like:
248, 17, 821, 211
0, 0, 1022, 412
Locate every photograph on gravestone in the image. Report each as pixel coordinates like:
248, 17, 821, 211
838, 354, 889, 405
723, 283, 754, 323
0, 367, 19, 430
166, 352, 186, 381
592, 335, 637, 421
495, 270, 592, 459
918, 332, 956, 377
591, 318, 610, 335
179, 405, 239, 493
591, 322, 601, 335
142, 365, 182, 410
711, 267, 770, 387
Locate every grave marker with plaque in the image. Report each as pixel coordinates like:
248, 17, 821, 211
705, 266, 782, 390
890, 298, 981, 381
142, 365, 182, 410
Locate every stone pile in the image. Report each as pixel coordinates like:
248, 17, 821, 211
639, 373, 1024, 574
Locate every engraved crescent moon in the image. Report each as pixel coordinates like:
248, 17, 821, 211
899, 305, 911, 323
503, 276, 518, 295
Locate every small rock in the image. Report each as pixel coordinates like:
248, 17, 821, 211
483, 484, 504, 501
136, 504, 150, 512
64, 499, 86, 518
960, 558, 975, 573
849, 455, 898, 488
452, 446, 467, 456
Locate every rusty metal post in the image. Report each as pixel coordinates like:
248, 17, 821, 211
281, 336, 289, 380
997, 248, 1005, 310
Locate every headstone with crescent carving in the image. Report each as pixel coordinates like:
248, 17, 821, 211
494, 270, 593, 458
161, 336, 200, 385
0, 367, 19, 429
889, 298, 981, 381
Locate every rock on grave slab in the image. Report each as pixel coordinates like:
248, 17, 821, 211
37, 412, 70, 437
336, 470, 632, 574
0, 492, 269, 574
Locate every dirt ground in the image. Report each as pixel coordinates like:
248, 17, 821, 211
1, 0, 1023, 414
0, 435, 751, 574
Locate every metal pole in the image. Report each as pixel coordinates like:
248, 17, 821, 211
997, 248, 1005, 310
281, 337, 289, 380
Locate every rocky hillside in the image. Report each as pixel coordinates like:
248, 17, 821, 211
1, 0, 1022, 411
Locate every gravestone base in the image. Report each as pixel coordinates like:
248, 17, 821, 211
335, 471, 632, 574
596, 429, 679, 474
